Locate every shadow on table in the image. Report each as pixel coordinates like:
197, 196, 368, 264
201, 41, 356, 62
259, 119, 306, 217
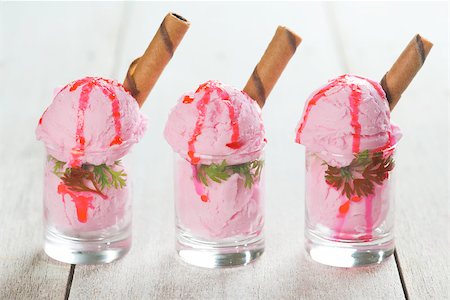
275, 251, 396, 299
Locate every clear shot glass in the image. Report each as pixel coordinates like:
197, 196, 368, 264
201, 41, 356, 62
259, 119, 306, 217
304, 146, 397, 267
174, 150, 265, 268
43, 146, 132, 264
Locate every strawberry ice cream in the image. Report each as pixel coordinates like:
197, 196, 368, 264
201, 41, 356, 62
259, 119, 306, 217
296, 74, 401, 241
165, 80, 266, 240
37, 77, 146, 234
37, 77, 146, 166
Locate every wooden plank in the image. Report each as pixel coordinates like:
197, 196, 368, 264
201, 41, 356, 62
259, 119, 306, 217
69, 3, 404, 299
331, 2, 449, 298
0, 3, 124, 299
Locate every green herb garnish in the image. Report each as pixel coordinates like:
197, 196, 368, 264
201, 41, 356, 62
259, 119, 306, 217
52, 158, 66, 177
325, 150, 394, 199
93, 163, 126, 190
197, 159, 264, 189
49, 156, 127, 194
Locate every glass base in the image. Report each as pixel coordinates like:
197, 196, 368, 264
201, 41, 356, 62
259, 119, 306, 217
176, 230, 264, 268
305, 230, 394, 268
44, 226, 131, 264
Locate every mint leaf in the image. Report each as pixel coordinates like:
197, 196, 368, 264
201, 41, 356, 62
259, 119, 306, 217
325, 150, 394, 199
197, 159, 264, 189
48, 155, 126, 193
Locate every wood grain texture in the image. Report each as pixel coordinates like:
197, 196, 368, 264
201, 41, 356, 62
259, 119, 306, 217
0, 3, 125, 299
69, 3, 403, 299
330, 2, 449, 298
0, 2, 447, 300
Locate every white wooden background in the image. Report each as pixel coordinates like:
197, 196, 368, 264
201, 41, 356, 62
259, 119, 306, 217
0, 2, 448, 299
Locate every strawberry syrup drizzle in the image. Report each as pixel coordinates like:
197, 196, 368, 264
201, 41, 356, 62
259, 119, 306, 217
187, 81, 242, 163
58, 77, 123, 222
38, 108, 48, 125
98, 80, 123, 146
299, 76, 390, 240
295, 75, 347, 144
221, 92, 242, 150
349, 85, 362, 153
186, 81, 242, 201
335, 85, 369, 239
57, 183, 94, 223
70, 80, 94, 167
186, 84, 213, 200
187, 85, 211, 165
373, 131, 395, 152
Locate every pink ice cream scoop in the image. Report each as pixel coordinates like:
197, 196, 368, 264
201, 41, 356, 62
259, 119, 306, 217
36, 77, 147, 166
295, 74, 401, 240
36, 77, 146, 230
165, 80, 266, 240
164, 80, 266, 165
296, 74, 401, 166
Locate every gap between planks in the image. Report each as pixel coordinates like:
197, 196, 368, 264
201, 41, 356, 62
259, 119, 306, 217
64, 3, 130, 299
323, 2, 409, 299
394, 249, 410, 300
64, 265, 75, 300
62, 3, 414, 298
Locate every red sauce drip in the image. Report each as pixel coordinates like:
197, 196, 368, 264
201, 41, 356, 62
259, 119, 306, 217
226, 141, 242, 149
195, 82, 209, 93
70, 80, 95, 167
183, 95, 194, 104
351, 195, 361, 202
110, 136, 123, 146
295, 78, 342, 143
69, 77, 90, 92
200, 194, 208, 202
339, 200, 350, 214
373, 131, 394, 152
187, 81, 241, 162
221, 93, 242, 150
349, 85, 362, 153
38, 107, 49, 126
296, 75, 387, 146
61, 77, 125, 222
187, 87, 210, 164
69, 77, 124, 156
57, 183, 94, 223
99, 82, 123, 147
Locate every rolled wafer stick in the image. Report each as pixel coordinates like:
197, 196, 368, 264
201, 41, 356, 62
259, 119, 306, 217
380, 34, 433, 111
123, 12, 190, 107
243, 26, 302, 108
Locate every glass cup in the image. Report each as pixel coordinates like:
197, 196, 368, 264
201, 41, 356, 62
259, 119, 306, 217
43, 146, 133, 264
174, 150, 265, 268
304, 146, 397, 267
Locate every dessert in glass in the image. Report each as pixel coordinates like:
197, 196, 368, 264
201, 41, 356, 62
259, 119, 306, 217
165, 81, 266, 268
295, 34, 432, 267
164, 26, 301, 268
296, 74, 400, 267
36, 12, 190, 264
37, 77, 146, 264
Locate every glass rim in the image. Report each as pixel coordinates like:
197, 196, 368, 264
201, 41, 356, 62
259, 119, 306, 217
175, 147, 265, 160
310, 143, 398, 158
43, 140, 135, 155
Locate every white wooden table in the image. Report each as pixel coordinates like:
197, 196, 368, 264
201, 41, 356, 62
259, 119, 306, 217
0, 2, 448, 299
